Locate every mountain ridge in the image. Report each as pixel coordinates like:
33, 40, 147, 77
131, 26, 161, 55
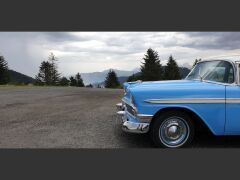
8, 70, 35, 84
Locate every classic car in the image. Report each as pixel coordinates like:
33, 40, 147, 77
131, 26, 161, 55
116, 59, 240, 148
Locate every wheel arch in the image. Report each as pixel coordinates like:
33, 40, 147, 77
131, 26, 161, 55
150, 107, 214, 135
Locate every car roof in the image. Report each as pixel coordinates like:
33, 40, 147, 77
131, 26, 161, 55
200, 58, 238, 64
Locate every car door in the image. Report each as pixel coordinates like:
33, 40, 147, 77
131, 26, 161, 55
225, 63, 240, 134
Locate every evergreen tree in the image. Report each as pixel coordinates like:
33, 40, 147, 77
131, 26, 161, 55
35, 53, 61, 86
104, 69, 120, 88
127, 73, 141, 82
69, 76, 77, 86
0, 55, 10, 84
48, 53, 60, 85
75, 73, 84, 87
86, 84, 93, 88
59, 77, 69, 86
127, 73, 136, 82
35, 61, 52, 85
140, 48, 163, 81
164, 55, 181, 80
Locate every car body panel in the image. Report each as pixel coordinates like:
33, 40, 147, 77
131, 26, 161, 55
123, 80, 226, 135
225, 85, 240, 134
120, 59, 240, 136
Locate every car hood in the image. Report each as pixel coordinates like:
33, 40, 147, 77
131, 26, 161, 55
129, 80, 224, 89
126, 80, 226, 101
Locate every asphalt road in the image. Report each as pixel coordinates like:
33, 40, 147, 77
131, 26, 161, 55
1, 86, 240, 148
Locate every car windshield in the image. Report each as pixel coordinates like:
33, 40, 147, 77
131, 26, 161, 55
186, 60, 234, 84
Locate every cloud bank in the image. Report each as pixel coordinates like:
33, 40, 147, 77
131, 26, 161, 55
1, 32, 240, 77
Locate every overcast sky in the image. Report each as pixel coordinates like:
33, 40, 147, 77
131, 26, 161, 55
1, 32, 240, 77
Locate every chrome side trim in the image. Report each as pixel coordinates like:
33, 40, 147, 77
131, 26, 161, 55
226, 98, 240, 104
145, 98, 225, 104
137, 114, 153, 123
145, 98, 240, 104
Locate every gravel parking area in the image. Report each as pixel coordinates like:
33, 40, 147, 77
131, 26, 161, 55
1, 86, 240, 148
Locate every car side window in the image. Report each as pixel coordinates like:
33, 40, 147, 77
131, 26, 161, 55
203, 61, 234, 83
228, 68, 234, 83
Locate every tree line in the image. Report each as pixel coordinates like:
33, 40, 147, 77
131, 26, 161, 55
0, 56, 10, 85
0, 49, 200, 87
35, 53, 85, 87
128, 48, 186, 82
105, 48, 199, 88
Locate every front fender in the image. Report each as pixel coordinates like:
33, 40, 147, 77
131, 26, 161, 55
146, 104, 225, 135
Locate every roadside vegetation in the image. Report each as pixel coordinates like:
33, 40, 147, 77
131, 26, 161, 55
35, 53, 85, 87
104, 69, 121, 88
0, 55, 10, 85
0, 48, 198, 89
127, 48, 192, 83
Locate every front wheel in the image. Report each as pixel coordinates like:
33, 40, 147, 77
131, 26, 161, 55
150, 111, 194, 148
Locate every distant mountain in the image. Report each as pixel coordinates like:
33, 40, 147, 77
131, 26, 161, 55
92, 76, 128, 87
181, 63, 192, 69
8, 70, 35, 84
118, 76, 129, 84
179, 67, 191, 78
80, 69, 135, 85
80, 66, 191, 87
93, 67, 191, 87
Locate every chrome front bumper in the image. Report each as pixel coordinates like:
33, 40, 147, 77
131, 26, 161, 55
116, 102, 123, 111
116, 110, 150, 134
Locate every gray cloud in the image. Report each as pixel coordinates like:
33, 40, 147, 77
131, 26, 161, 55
182, 32, 240, 50
40, 32, 88, 42
1, 32, 240, 77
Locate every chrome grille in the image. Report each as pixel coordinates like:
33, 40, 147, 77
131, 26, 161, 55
125, 103, 135, 116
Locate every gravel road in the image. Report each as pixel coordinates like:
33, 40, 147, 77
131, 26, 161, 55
1, 86, 240, 148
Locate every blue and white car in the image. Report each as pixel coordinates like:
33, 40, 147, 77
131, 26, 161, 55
117, 59, 240, 148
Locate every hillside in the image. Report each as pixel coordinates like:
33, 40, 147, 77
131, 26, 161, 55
81, 67, 190, 86
8, 70, 35, 84
80, 69, 135, 85
93, 66, 191, 87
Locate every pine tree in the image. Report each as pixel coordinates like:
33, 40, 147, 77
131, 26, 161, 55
104, 69, 120, 88
127, 73, 137, 82
75, 73, 84, 87
48, 53, 60, 85
86, 84, 93, 88
164, 55, 181, 80
35, 61, 53, 85
35, 53, 61, 86
140, 48, 163, 81
127, 73, 141, 82
0, 55, 10, 84
69, 76, 77, 86
59, 77, 69, 86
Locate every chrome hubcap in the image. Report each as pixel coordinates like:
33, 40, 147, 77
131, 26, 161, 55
159, 117, 189, 147
166, 124, 181, 139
